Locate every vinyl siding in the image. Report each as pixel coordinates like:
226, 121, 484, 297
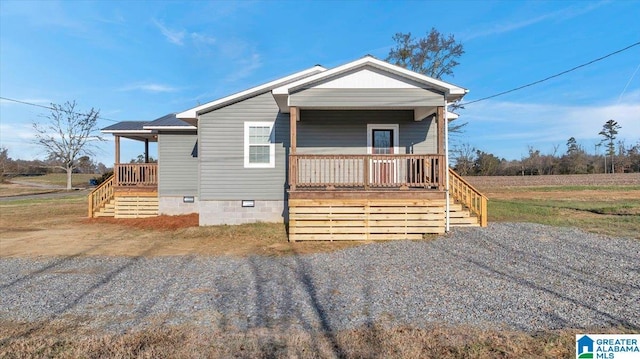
198, 93, 289, 201
158, 132, 198, 196
297, 110, 437, 154
290, 88, 443, 108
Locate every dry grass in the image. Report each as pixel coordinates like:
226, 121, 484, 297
0, 195, 366, 257
1, 318, 635, 359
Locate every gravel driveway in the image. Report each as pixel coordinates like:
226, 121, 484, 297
1, 223, 638, 333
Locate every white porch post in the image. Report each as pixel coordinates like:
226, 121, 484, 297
444, 97, 450, 232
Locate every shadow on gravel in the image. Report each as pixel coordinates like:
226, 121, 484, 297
291, 254, 348, 358
487, 236, 640, 292
0, 245, 157, 346
440, 247, 639, 331
0, 241, 112, 291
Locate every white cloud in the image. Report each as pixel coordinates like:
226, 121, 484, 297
152, 19, 185, 45
119, 83, 179, 93
225, 52, 262, 82
190, 32, 216, 45
463, 1, 608, 41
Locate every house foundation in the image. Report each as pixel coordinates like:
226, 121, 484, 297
198, 200, 285, 226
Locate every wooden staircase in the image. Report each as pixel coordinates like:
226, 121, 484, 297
448, 168, 488, 227
88, 174, 158, 218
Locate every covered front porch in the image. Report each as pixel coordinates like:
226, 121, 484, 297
283, 106, 479, 241
89, 122, 159, 218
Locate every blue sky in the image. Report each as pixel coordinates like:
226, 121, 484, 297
1, 0, 639, 165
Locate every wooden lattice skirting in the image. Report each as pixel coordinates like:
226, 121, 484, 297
288, 199, 446, 241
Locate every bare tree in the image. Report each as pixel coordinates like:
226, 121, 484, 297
33, 101, 103, 189
387, 28, 467, 134
387, 28, 464, 79
452, 143, 475, 175
0, 147, 12, 182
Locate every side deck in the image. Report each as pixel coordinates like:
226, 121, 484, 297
88, 164, 159, 218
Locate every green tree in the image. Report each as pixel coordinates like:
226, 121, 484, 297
566, 137, 580, 155
33, 101, 103, 189
598, 119, 621, 173
387, 28, 466, 134
474, 150, 502, 176
130, 154, 157, 163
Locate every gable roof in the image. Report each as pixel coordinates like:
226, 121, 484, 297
273, 56, 467, 101
176, 65, 326, 120
143, 113, 196, 130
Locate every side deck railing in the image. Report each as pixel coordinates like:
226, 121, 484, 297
88, 174, 114, 218
115, 163, 158, 186
289, 154, 445, 190
448, 168, 488, 227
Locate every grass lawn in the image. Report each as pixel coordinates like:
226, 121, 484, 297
487, 185, 640, 239
10, 173, 99, 188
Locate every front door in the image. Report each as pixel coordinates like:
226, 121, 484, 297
372, 129, 394, 184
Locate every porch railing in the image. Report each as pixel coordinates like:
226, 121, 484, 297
448, 168, 488, 227
88, 174, 114, 218
114, 163, 158, 186
289, 154, 444, 190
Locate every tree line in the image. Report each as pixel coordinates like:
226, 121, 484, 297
453, 120, 639, 175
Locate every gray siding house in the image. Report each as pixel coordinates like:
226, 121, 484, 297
94, 56, 487, 240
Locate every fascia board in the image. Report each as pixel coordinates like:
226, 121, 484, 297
273, 56, 468, 96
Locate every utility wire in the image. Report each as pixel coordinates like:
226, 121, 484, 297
4, 41, 640, 115
461, 41, 640, 106
0, 96, 120, 123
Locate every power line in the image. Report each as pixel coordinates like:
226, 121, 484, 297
0, 96, 120, 123
461, 41, 640, 106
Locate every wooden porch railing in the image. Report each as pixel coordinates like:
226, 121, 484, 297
289, 154, 445, 190
115, 163, 158, 186
88, 174, 114, 218
448, 168, 488, 227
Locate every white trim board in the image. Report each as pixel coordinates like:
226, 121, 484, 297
366, 124, 400, 154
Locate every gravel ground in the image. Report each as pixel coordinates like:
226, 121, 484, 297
1, 223, 639, 333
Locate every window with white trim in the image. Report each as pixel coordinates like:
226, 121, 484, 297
244, 121, 275, 168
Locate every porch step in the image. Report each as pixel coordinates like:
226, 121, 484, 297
448, 200, 480, 227
95, 200, 116, 217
